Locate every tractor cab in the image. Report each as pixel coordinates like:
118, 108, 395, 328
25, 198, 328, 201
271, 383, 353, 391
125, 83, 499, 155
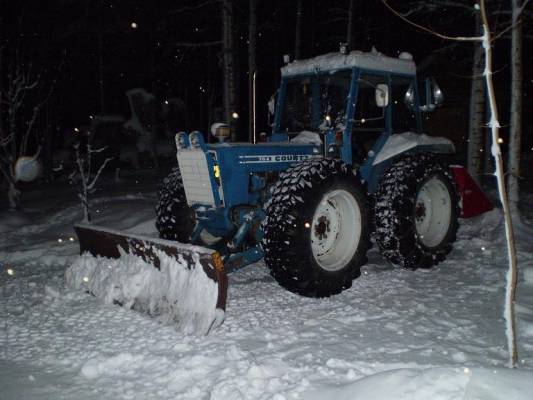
271, 50, 446, 188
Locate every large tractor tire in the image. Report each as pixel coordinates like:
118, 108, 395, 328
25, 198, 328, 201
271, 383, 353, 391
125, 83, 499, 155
262, 159, 370, 297
155, 167, 196, 242
374, 153, 459, 269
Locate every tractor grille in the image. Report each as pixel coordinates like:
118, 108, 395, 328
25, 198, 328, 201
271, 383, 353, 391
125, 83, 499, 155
177, 149, 216, 206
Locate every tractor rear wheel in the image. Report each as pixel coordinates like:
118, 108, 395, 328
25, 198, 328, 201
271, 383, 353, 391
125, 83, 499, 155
262, 159, 370, 297
155, 167, 196, 242
374, 153, 459, 269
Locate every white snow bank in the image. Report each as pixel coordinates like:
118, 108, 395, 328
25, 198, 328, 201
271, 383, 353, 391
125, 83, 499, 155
281, 50, 416, 76
290, 130, 322, 145
305, 367, 533, 400
66, 249, 223, 335
80, 353, 144, 379
373, 132, 455, 165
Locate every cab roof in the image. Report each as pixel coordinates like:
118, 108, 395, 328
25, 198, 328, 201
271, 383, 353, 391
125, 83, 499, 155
280, 50, 416, 77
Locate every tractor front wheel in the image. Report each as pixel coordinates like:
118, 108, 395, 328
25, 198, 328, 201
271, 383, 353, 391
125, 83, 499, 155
155, 167, 196, 242
262, 159, 370, 297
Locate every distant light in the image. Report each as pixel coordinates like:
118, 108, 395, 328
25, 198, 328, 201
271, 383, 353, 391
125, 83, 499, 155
325, 115, 331, 122
361, 118, 366, 124
131, 22, 138, 29
7, 268, 14, 276
497, 137, 504, 144
83, 276, 89, 282
481, 246, 486, 251
58, 238, 63, 243
69, 237, 75, 242
164, 100, 169, 105
74, 127, 79, 132
232, 112, 239, 119
463, 367, 470, 374
89, 115, 93, 119
304, 222, 311, 228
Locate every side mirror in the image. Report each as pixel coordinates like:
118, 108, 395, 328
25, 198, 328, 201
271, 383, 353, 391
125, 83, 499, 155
404, 84, 416, 110
420, 78, 444, 112
375, 84, 389, 108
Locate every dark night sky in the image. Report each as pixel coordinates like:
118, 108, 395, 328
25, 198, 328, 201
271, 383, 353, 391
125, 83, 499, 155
1, 0, 532, 153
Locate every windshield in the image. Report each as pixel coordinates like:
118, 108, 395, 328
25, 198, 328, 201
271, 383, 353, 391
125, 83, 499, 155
279, 70, 352, 134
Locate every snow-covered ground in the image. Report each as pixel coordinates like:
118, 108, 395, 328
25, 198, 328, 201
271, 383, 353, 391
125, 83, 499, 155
1, 171, 533, 399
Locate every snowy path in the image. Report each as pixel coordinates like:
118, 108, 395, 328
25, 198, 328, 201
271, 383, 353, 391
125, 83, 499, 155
1, 179, 533, 399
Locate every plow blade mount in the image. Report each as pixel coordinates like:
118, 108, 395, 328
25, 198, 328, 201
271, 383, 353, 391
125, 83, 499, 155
67, 224, 227, 335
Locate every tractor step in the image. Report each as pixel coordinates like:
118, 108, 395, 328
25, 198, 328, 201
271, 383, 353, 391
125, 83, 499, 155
67, 224, 228, 335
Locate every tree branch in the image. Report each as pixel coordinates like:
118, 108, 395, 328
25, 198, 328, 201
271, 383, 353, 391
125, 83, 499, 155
381, 0, 481, 42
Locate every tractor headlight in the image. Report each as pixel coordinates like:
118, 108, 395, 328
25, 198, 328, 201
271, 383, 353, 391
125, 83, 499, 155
175, 132, 187, 149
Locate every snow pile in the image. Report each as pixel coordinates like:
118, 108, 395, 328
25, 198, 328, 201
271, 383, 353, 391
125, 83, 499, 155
66, 249, 223, 335
290, 130, 323, 145
305, 367, 533, 400
373, 132, 455, 165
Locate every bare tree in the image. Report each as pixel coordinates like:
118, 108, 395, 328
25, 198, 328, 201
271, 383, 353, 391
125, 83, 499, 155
382, 0, 520, 368
249, 0, 258, 143
0, 49, 52, 208
69, 136, 113, 223
294, 0, 303, 60
508, 0, 525, 217
467, 12, 486, 182
222, 0, 239, 140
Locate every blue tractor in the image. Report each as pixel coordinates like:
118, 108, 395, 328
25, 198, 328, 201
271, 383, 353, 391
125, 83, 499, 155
154, 49, 462, 298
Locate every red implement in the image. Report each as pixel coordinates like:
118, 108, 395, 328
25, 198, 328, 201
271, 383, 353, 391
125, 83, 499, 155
451, 165, 493, 218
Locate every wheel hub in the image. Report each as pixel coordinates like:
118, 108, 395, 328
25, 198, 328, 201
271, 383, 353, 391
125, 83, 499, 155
414, 176, 452, 248
314, 216, 330, 240
310, 189, 362, 272
415, 202, 426, 221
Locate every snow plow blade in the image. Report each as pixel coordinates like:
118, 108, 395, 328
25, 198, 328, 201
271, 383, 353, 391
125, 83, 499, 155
67, 224, 227, 335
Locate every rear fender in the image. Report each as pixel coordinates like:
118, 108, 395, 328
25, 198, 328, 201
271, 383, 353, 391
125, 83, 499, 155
364, 132, 455, 193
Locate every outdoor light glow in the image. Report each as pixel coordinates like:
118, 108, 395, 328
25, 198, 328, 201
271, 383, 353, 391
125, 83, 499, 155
304, 222, 311, 228
69, 237, 75, 242
131, 22, 138, 29
7, 268, 14, 276
74, 127, 79, 132
58, 238, 63, 243
481, 246, 486, 251
164, 100, 169, 105
325, 115, 331, 122
463, 367, 470, 374
83, 276, 89, 282
232, 112, 239, 119
497, 138, 504, 144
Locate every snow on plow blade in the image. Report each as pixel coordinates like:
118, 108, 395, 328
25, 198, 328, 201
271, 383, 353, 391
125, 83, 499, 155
67, 224, 228, 335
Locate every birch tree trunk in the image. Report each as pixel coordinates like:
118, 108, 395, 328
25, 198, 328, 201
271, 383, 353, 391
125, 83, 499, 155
467, 14, 485, 182
508, 0, 523, 216
479, 0, 519, 368
222, 0, 238, 140
98, 0, 105, 114
294, 0, 303, 60
248, 0, 257, 143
